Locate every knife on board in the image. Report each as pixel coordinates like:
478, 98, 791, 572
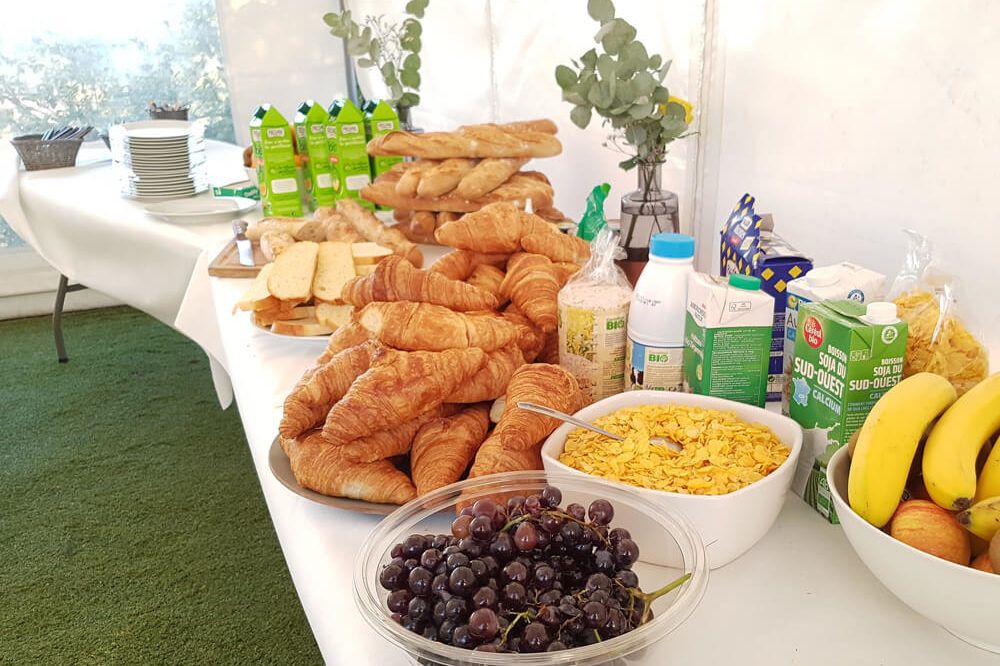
232, 220, 255, 267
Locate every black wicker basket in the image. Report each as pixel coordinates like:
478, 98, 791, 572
11, 135, 84, 171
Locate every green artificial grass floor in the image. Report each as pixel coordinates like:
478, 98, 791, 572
0, 307, 321, 665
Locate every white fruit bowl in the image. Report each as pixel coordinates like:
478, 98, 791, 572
827, 446, 1000, 653
541, 390, 802, 569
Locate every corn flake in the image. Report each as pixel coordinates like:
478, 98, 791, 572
558, 404, 789, 495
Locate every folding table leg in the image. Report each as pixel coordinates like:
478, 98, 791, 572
53, 274, 86, 363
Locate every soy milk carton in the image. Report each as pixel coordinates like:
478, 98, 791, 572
683, 273, 775, 407
294, 100, 337, 210
326, 99, 374, 209
365, 100, 403, 180
782, 262, 887, 414
249, 104, 302, 217
789, 300, 907, 523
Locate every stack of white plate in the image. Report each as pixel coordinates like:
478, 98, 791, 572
109, 120, 209, 200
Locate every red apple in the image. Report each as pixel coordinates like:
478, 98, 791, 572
889, 500, 972, 566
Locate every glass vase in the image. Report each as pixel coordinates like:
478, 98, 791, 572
617, 161, 680, 284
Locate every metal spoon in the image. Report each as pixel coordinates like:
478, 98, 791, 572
517, 402, 680, 451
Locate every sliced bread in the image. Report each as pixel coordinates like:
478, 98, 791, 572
315, 303, 354, 330
351, 241, 393, 266
313, 241, 356, 302
236, 263, 274, 311
268, 241, 319, 302
271, 317, 334, 337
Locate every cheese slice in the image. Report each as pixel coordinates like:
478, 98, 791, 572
267, 241, 319, 301
316, 303, 354, 330
351, 242, 393, 266
313, 241, 356, 302
236, 263, 274, 311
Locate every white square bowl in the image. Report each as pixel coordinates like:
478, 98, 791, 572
541, 390, 802, 569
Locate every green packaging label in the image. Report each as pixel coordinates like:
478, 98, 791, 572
250, 104, 302, 217
294, 100, 337, 209
683, 273, 774, 407
366, 100, 403, 181
326, 99, 373, 210
789, 299, 908, 523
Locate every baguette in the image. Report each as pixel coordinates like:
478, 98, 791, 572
271, 317, 334, 337
416, 158, 476, 198
312, 242, 355, 302
259, 230, 295, 262
367, 125, 562, 159
394, 159, 439, 197
471, 119, 559, 135
324, 213, 366, 243
267, 241, 319, 301
403, 211, 437, 244
292, 219, 328, 243
246, 217, 307, 241
362, 168, 554, 213
337, 199, 423, 268
454, 157, 528, 199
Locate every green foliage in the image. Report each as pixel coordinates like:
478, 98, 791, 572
0, 0, 234, 143
556, 0, 693, 169
323, 2, 427, 110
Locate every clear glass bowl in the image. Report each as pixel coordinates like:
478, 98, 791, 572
353, 470, 708, 666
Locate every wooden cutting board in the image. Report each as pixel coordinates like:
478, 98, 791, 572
207, 240, 268, 277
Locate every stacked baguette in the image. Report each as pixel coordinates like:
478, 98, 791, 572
360, 119, 570, 243
277, 201, 593, 505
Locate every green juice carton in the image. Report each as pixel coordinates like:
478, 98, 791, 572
294, 100, 337, 210
789, 299, 908, 523
326, 99, 373, 210
683, 273, 775, 407
365, 100, 403, 182
249, 104, 303, 217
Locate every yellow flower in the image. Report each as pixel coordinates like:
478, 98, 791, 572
658, 96, 694, 125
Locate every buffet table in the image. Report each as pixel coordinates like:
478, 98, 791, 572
204, 268, 997, 665
0, 141, 249, 407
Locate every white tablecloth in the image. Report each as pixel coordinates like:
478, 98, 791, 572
0, 140, 251, 407
200, 269, 995, 665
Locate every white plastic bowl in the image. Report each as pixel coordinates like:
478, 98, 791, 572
541, 390, 802, 569
827, 446, 1000, 653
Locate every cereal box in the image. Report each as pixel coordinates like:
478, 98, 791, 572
782, 262, 887, 414
789, 299, 907, 522
720, 193, 812, 401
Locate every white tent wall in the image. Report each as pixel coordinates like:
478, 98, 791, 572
215, 0, 350, 148
699, 0, 1000, 364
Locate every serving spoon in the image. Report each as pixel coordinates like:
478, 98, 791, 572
517, 402, 680, 451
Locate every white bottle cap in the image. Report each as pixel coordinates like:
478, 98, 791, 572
863, 302, 898, 324
806, 266, 839, 287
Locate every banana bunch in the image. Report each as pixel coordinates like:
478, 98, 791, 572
848, 373, 956, 528
958, 496, 1000, 541
922, 373, 1000, 511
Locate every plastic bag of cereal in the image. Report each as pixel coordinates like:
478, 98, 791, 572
888, 230, 988, 395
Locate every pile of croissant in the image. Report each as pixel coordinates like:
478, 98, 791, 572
277, 200, 594, 505
362, 119, 570, 244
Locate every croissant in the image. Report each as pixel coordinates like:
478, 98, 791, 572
285, 430, 416, 504
279, 341, 376, 439
520, 232, 590, 264
446, 346, 525, 403
341, 255, 498, 311
468, 434, 544, 479
340, 403, 459, 463
395, 159, 439, 197
315, 321, 372, 365
322, 346, 487, 445
357, 301, 520, 352
466, 264, 505, 300
434, 202, 554, 253
428, 250, 509, 281
454, 157, 528, 199
500, 306, 545, 362
538, 329, 560, 364
410, 405, 491, 495
494, 363, 585, 450
499, 253, 566, 333
337, 198, 423, 268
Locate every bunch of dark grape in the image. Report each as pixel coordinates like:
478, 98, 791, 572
378, 485, 691, 653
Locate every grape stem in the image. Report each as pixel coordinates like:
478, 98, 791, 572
632, 572, 692, 624
499, 609, 535, 646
